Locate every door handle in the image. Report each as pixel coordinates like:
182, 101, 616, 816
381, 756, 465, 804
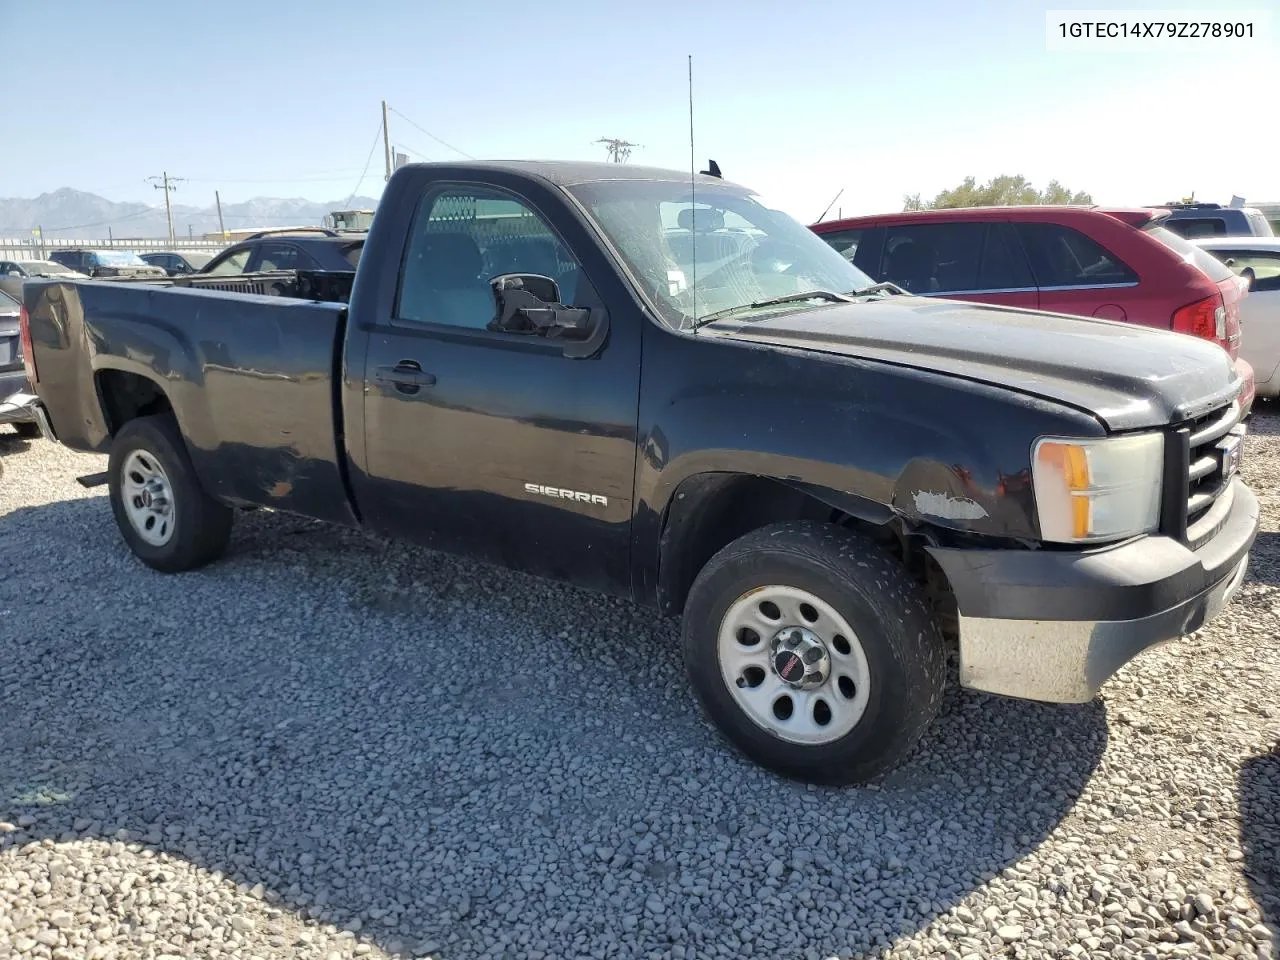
375, 361, 436, 388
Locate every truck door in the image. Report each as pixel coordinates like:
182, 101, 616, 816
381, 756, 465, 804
351, 179, 642, 598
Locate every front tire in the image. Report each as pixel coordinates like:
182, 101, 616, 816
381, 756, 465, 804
107, 414, 233, 572
682, 521, 946, 785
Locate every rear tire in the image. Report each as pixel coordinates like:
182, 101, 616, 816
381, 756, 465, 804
682, 521, 946, 785
107, 414, 233, 572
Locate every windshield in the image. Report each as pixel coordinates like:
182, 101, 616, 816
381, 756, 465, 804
567, 179, 873, 328
93, 250, 149, 267
1144, 225, 1235, 282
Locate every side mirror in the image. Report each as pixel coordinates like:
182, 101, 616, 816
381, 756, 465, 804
490, 273, 589, 335
488, 273, 607, 358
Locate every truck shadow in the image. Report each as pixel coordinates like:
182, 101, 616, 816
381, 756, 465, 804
1239, 748, 1279, 951
0, 431, 33, 458
0, 496, 1108, 959
1247, 532, 1280, 586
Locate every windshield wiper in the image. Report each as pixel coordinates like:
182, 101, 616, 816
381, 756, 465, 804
851, 281, 910, 298
692, 290, 854, 329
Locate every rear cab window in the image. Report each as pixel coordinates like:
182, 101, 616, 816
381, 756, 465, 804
1164, 217, 1227, 239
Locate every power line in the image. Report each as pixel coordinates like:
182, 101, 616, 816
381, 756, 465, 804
39, 207, 157, 233
185, 172, 370, 184
387, 105, 475, 160
345, 118, 386, 207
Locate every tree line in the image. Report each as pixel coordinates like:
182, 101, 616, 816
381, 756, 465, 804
904, 175, 1092, 211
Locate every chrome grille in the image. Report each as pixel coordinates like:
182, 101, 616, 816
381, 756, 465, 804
1184, 401, 1244, 534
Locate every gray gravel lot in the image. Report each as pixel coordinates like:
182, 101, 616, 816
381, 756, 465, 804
0, 415, 1276, 960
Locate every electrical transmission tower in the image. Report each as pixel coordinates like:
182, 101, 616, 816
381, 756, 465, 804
146, 172, 186, 244
596, 138, 640, 163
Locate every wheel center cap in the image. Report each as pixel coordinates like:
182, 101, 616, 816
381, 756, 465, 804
769, 627, 830, 690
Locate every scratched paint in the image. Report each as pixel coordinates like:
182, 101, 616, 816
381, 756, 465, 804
913, 490, 989, 521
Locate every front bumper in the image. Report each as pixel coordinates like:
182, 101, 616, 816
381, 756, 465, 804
928, 477, 1259, 703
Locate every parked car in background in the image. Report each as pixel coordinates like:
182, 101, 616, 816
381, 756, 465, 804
139, 251, 214, 276
1156, 202, 1274, 239
0, 258, 88, 300
0, 288, 38, 437
1194, 237, 1280, 399
810, 205, 1255, 411
196, 228, 364, 277
46, 249, 168, 279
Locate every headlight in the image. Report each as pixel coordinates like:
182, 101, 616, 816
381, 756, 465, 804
1031, 433, 1164, 544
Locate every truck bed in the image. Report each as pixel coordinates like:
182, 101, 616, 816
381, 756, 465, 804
26, 279, 356, 525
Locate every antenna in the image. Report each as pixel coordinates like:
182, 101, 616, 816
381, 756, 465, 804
815, 187, 844, 224
688, 54, 697, 331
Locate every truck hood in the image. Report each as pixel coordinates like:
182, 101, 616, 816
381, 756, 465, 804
705, 297, 1242, 430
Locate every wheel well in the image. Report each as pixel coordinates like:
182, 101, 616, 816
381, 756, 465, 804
95, 370, 173, 437
656, 473, 958, 635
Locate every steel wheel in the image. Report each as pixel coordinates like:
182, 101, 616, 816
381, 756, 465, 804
120, 448, 176, 547
717, 584, 872, 745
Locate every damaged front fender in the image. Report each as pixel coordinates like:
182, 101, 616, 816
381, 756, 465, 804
892, 456, 1039, 540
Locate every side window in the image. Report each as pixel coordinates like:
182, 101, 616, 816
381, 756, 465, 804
1166, 217, 1227, 239
1221, 251, 1280, 293
205, 248, 252, 276
978, 224, 1034, 290
880, 222, 985, 294
1014, 222, 1138, 288
253, 242, 301, 272
397, 185, 582, 330
818, 228, 863, 263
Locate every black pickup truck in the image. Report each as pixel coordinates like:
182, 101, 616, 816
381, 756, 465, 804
17, 160, 1259, 785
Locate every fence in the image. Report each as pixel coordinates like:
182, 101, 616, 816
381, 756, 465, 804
0, 236, 231, 261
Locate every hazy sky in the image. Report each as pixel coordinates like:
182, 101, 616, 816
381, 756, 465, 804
3, 0, 1276, 223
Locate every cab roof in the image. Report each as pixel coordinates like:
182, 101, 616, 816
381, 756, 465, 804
398, 159, 737, 189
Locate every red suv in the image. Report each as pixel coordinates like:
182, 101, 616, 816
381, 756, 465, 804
810, 206, 1254, 411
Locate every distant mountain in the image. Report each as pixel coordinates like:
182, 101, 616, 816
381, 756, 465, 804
0, 188, 381, 240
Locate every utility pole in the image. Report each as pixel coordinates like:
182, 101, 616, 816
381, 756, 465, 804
215, 190, 226, 239
382, 100, 393, 181
146, 172, 185, 245
596, 138, 639, 163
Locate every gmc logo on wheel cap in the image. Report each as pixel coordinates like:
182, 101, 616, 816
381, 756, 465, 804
775, 652, 803, 682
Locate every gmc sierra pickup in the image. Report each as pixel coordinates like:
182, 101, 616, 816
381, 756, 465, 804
16, 160, 1259, 785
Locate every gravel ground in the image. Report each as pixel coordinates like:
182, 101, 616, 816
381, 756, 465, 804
0, 414, 1276, 960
